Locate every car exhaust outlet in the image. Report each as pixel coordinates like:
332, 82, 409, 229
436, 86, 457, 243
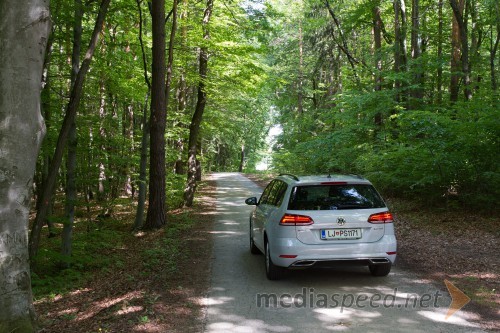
368, 258, 390, 264
291, 260, 316, 267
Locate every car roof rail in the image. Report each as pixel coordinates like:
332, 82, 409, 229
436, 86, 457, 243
279, 173, 300, 181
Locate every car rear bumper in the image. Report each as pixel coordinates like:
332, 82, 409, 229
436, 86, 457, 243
270, 235, 397, 268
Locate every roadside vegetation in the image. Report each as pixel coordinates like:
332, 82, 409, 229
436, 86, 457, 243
33, 181, 216, 332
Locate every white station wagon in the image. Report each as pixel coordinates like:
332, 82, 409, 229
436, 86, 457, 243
245, 174, 397, 280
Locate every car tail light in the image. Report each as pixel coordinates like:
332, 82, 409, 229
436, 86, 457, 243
320, 181, 347, 185
368, 212, 394, 223
280, 214, 314, 226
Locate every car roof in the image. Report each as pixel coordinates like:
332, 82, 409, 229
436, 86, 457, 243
277, 174, 372, 185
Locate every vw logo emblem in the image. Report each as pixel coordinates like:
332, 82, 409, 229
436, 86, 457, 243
337, 217, 346, 226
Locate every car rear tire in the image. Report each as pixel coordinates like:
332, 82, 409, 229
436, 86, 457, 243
250, 221, 261, 255
265, 241, 285, 280
369, 263, 392, 276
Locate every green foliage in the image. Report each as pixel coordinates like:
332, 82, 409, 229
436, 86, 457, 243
263, 0, 499, 211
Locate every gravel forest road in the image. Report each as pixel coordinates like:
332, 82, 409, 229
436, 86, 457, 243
202, 173, 485, 333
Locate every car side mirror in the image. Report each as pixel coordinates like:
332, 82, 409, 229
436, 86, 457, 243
245, 197, 258, 206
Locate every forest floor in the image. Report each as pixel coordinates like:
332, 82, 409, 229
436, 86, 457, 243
34, 180, 218, 333
33, 173, 499, 332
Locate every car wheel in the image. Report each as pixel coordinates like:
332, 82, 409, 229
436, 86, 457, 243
249, 220, 261, 255
265, 241, 285, 280
369, 263, 392, 276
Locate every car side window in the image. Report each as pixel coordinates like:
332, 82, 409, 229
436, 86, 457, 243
259, 180, 276, 205
267, 180, 288, 207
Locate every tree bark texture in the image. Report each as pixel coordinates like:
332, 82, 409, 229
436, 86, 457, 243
184, 0, 214, 207
29, 0, 111, 260
144, 0, 167, 229
0, 1, 50, 331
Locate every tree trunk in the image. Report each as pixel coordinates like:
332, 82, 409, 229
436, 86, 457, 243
134, 0, 151, 230
97, 80, 107, 202
144, 0, 167, 229
184, 0, 214, 207
174, 0, 189, 175
38, 31, 56, 238
490, 1, 500, 90
0, 1, 50, 331
238, 145, 245, 172
410, 0, 424, 106
450, 0, 464, 102
29, 0, 112, 260
437, 0, 444, 102
394, 0, 408, 102
373, 1, 383, 126
450, 0, 472, 101
134, 93, 150, 230
297, 20, 304, 114
62, 0, 84, 267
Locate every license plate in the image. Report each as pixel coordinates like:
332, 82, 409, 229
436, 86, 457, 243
321, 228, 362, 240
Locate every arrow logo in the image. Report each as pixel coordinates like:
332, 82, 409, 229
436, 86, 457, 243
444, 279, 471, 320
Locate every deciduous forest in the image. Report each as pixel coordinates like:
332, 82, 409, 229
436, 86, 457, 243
0, 0, 498, 332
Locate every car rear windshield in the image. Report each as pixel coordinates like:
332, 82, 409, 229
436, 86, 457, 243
288, 184, 386, 210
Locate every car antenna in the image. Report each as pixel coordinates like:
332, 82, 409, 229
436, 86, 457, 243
327, 173, 331, 178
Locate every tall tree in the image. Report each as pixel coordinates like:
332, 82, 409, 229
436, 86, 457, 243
297, 19, 304, 114
144, 0, 167, 228
184, 0, 214, 207
410, 0, 424, 105
0, 0, 50, 331
61, 0, 84, 266
437, 0, 444, 102
134, 0, 151, 230
450, 0, 464, 101
490, 0, 500, 90
373, 0, 383, 126
29, 0, 112, 260
449, 0, 472, 101
394, 0, 408, 102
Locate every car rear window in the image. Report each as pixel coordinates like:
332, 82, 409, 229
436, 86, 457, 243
287, 184, 386, 210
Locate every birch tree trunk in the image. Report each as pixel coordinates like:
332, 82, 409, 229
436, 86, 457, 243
0, 1, 50, 331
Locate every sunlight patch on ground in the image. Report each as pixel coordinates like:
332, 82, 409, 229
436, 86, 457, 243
76, 290, 143, 321
203, 296, 235, 306
417, 309, 481, 327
